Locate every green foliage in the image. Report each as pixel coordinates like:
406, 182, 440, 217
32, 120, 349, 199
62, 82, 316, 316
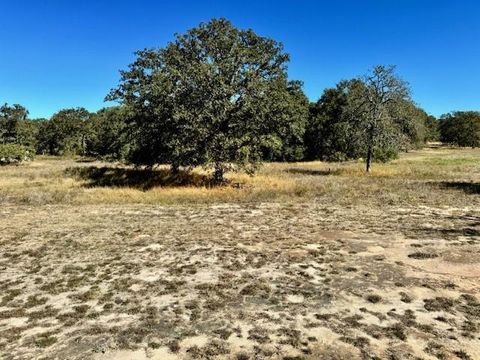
424, 115, 439, 142
373, 144, 399, 162
35, 120, 56, 155
439, 111, 480, 147
36, 108, 92, 155
0, 103, 29, 144
355, 65, 413, 171
261, 80, 309, 161
0, 143, 34, 165
0, 103, 42, 151
86, 106, 131, 160
305, 79, 365, 161
109, 18, 307, 181
392, 100, 428, 150
16, 119, 41, 149
305, 67, 425, 169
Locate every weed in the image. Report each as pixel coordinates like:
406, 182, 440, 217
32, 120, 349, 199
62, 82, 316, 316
408, 252, 438, 259
35, 333, 57, 348
366, 294, 382, 303
424, 297, 455, 312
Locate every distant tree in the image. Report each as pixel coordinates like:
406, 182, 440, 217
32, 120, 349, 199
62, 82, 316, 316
35, 119, 56, 155
0, 103, 37, 164
305, 79, 365, 161
424, 115, 439, 142
305, 66, 423, 169
390, 100, 429, 151
38, 108, 92, 155
86, 106, 131, 159
352, 65, 412, 172
439, 111, 480, 147
109, 18, 305, 183
0, 103, 29, 144
16, 119, 41, 149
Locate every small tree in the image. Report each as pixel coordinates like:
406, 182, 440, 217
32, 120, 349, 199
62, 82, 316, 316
304, 75, 423, 164
109, 18, 306, 183
352, 65, 411, 172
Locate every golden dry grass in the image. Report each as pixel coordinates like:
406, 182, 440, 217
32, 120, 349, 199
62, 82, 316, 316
0, 146, 478, 207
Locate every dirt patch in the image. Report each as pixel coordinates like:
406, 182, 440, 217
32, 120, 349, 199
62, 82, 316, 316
0, 202, 478, 359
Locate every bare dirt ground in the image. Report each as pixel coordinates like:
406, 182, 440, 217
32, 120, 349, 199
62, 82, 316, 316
0, 148, 479, 359
1, 203, 479, 359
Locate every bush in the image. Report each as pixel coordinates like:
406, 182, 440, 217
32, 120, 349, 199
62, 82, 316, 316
0, 144, 34, 165
374, 146, 399, 162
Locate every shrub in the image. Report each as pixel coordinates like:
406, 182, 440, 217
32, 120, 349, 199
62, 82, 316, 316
374, 145, 399, 162
0, 144, 34, 165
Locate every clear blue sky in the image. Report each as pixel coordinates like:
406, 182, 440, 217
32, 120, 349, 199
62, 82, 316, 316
1, 0, 478, 119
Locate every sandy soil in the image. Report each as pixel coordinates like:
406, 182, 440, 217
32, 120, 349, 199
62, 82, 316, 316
0, 201, 479, 359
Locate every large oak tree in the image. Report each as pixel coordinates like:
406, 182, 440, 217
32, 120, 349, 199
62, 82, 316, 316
108, 18, 308, 182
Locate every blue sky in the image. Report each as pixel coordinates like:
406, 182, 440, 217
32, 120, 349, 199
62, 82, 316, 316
1, 0, 478, 118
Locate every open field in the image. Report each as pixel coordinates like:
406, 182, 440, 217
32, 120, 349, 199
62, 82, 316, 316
0, 147, 479, 359
0, 147, 479, 208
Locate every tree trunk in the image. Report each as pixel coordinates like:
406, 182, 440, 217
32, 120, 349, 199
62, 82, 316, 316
213, 163, 224, 185
170, 162, 180, 176
366, 144, 372, 172
365, 117, 376, 173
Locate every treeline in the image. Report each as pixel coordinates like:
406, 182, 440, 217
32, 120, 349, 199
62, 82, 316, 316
1, 19, 478, 177
2, 95, 441, 160
0, 105, 130, 160
439, 111, 480, 148
1, 96, 447, 165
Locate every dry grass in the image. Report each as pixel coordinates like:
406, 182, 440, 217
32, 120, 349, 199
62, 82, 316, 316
0, 146, 479, 207
0, 146, 479, 359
